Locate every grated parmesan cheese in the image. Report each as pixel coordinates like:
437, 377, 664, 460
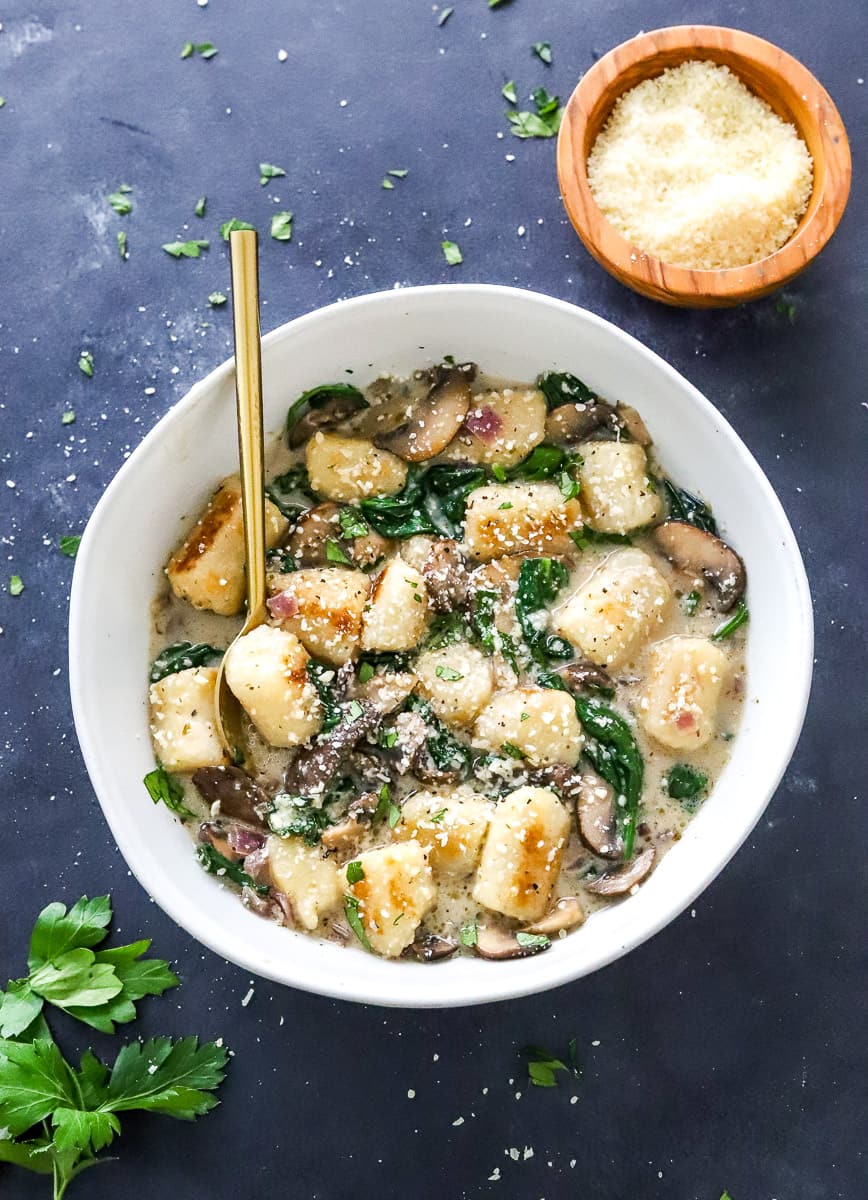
587, 60, 813, 270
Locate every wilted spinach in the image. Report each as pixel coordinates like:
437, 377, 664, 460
574, 697, 644, 858
423, 463, 487, 536
266, 792, 331, 844
149, 641, 223, 683
284, 383, 367, 443
265, 464, 316, 521
306, 660, 343, 731
406, 695, 473, 775
538, 371, 597, 409
359, 468, 440, 538
196, 843, 269, 894
515, 558, 573, 664
660, 478, 718, 535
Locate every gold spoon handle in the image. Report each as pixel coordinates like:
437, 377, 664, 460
229, 230, 266, 626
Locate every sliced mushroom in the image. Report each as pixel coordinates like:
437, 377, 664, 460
545, 400, 616, 444
557, 659, 616, 695
287, 503, 393, 569
422, 538, 470, 613
527, 763, 585, 803
373, 363, 476, 461
288, 391, 368, 449
320, 814, 366, 854
472, 926, 552, 960
616, 404, 652, 445
651, 520, 746, 612
585, 845, 656, 896
355, 671, 417, 714
192, 766, 267, 826
283, 701, 379, 795
197, 821, 240, 861
409, 933, 459, 962
521, 896, 586, 936
576, 772, 623, 859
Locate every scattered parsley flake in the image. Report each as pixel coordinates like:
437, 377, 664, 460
208, 291, 227, 307
344, 895, 371, 951
196, 42, 218, 59
532, 41, 552, 64
117, 230, 129, 260
162, 239, 209, 258
358, 662, 375, 684
194, 196, 207, 218
776, 299, 797, 324
501, 741, 524, 760
181, 41, 194, 58
143, 767, 193, 820
346, 861, 365, 884
0, 97, 6, 109
441, 240, 463, 266
437, 6, 454, 25
9, 574, 23, 596
78, 350, 94, 377
502, 80, 517, 104
62, 410, 75, 425
346, 699, 365, 722
259, 162, 286, 185
430, 808, 448, 823
107, 187, 133, 216
435, 665, 463, 681
270, 210, 293, 241
220, 218, 255, 240
382, 177, 395, 189
325, 538, 352, 565
338, 507, 369, 539
60, 535, 82, 559
388, 168, 409, 178
459, 922, 478, 947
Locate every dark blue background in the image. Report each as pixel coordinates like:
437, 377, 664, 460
1, 3, 865, 1197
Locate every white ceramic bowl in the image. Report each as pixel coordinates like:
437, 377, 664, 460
69, 285, 813, 1008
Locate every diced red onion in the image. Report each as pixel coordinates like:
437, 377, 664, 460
229, 825, 265, 856
267, 589, 299, 619
464, 405, 502, 443
242, 844, 269, 881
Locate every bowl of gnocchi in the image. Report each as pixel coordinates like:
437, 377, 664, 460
69, 284, 812, 1007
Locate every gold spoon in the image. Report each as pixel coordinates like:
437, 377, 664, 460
214, 229, 267, 763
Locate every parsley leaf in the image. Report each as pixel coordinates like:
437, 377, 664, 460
532, 41, 552, 64
441, 239, 463, 266
28, 896, 112, 969
117, 230, 129, 260
437, 6, 453, 25
271, 211, 293, 242
220, 218, 255, 240
208, 291, 227, 307
382, 177, 394, 190
194, 195, 207, 217
344, 895, 372, 951
346, 861, 365, 884
502, 80, 517, 104
143, 767, 193, 820
522, 1040, 581, 1088
61, 411, 75, 425
711, 599, 749, 642
435, 665, 464, 681
162, 239, 209, 258
338, 507, 369, 539
195, 42, 218, 59
9, 574, 23, 596
259, 162, 286, 185
78, 350, 94, 377
107, 187, 132, 216
507, 86, 563, 139
59, 535, 81, 559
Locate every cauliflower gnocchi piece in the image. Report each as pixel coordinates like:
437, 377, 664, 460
414, 643, 495, 726
578, 441, 661, 534
463, 483, 582, 561
223, 625, 322, 748
395, 792, 492, 876
149, 666, 227, 773
640, 636, 728, 751
167, 476, 289, 616
473, 686, 584, 767
346, 842, 437, 957
266, 835, 342, 931
553, 547, 671, 668
473, 786, 570, 921
361, 559, 430, 652
442, 387, 547, 468
306, 431, 408, 501
268, 567, 370, 665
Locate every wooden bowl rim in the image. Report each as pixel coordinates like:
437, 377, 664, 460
557, 24, 852, 304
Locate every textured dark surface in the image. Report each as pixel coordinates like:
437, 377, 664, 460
1, 2, 866, 1197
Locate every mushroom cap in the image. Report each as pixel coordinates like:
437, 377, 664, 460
544, 400, 616, 444
521, 896, 586, 936
409, 933, 459, 962
373, 363, 476, 462
576, 771, 624, 859
651, 520, 746, 612
288, 391, 368, 449
472, 926, 552, 960
585, 845, 656, 896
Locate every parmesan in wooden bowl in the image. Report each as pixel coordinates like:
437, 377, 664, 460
557, 26, 851, 307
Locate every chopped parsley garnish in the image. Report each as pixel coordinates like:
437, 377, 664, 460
266, 793, 330, 845
522, 1039, 581, 1087
346, 861, 365, 884
344, 895, 371, 951
117, 230, 129, 260
346, 699, 365, 722
184, 41, 218, 59
666, 763, 708, 806
59, 534, 81, 558
459, 922, 478, 947
325, 538, 352, 565
339, 507, 369, 539
0, 98, 5, 108
194, 195, 207, 217
502, 80, 517, 104
430, 808, 448, 823
9, 574, 23, 596
507, 85, 563, 139
62, 410, 75, 424
78, 349, 94, 377
143, 766, 193, 820
220, 218, 255, 240
208, 291, 227, 307
270, 210, 293, 241
162, 239, 209, 258
358, 661, 375, 684
435, 665, 464, 681
441, 239, 463, 266
532, 41, 552, 64
181, 41, 194, 58
259, 162, 286, 185
711, 599, 749, 641
437, 6, 453, 24
107, 185, 133, 216
681, 589, 701, 616
775, 299, 796, 324
196, 843, 267, 893
492, 463, 507, 483
501, 741, 524, 760
382, 177, 394, 189
388, 168, 408, 178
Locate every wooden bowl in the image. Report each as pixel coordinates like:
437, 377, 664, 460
557, 26, 852, 307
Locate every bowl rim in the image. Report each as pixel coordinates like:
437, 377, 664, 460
556, 24, 852, 307
69, 283, 814, 1007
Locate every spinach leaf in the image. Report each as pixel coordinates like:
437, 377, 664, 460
666, 764, 708, 807
285, 383, 367, 443
574, 697, 643, 858
422, 611, 477, 651
266, 793, 331, 845
660, 478, 718, 535
264, 464, 315, 521
306, 661, 343, 732
508, 443, 564, 481
515, 558, 573, 664
422, 463, 486, 536
538, 371, 597, 409
196, 843, 268, 894
149, 641, 223, 684
471, 589, 520, 674
360, 468, 440, 538
569, 527, 633, 551
711, 599, 749, 641
406, 696, 473, 775
143, 768, 193, 820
